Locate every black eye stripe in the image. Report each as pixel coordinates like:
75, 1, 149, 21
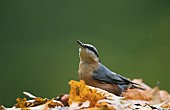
84, 45, 99, 57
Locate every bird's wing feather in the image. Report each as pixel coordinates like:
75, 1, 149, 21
115, 74, 140, 85
92, 63, 143, 91
93, 63, 129, 85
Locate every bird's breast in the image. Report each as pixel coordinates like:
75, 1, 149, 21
78, 62, 94, 80
78, 61, 99, 82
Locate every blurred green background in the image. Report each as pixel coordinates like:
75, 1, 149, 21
0, 0, 170, 107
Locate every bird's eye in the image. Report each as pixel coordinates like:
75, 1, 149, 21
89, 47, 94, 52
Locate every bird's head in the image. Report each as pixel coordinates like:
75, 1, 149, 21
77, 40, 100, 63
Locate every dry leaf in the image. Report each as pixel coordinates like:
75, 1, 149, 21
33, 97, 47, 106
15, 97, 63, 109
161, 101, 170, 108
95, 101, 116, 110
159, 90, 170, 102
68, 80, 105, 107
4, 79, 170, 110
69, 100, 90, 109
47, 100, 64, 108
15, 98, 27, 108
122, 89, 152, 101
122, 79, 157, 101
0, 105, 5, 110
150, 87, 161, 104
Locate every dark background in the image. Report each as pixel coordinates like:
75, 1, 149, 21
0, 1, 170, 107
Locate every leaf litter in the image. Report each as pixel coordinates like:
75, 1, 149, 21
1, 79, 170, 110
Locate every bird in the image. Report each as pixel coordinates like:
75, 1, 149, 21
77, 40, 144, 96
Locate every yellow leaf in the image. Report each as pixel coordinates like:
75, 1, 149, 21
68, 80, 105, 107
15, 98, 27, 108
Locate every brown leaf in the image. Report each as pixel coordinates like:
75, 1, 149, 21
95, 101, 116, 110
122, 89, 152, 101
47, 100, 64, 108
161, 101, 170, 108
33, 97, 47, 106
15, 98, 27, 108
160, 90, 170, 102
150, 87, 161, 104
0, 105, 5, 110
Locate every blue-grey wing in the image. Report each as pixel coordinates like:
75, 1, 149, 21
92, 63, 129, 85
92, 69, 113, 84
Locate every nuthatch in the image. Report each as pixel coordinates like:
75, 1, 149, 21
77, 40, 143, 96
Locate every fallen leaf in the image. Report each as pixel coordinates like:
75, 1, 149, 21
68, 80, 105, 107
150, 87, 161, 104
69, 100, 90, 109
122, 89, 152, 101
47, 100, 64, 108
95, 101, 116, 110
15, 98, 27, 108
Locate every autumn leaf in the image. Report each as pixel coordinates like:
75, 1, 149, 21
122, 79, 153, 101
4, 79, 170, 109
15, 98, 28, 108
122, 89, 152, 101
95, 101, 116, 110
68, 80, 105, 107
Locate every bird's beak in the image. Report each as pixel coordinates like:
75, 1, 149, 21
77, 40, 85, 48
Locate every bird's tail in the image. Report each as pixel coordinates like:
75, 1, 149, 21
130, 84, 145, 90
